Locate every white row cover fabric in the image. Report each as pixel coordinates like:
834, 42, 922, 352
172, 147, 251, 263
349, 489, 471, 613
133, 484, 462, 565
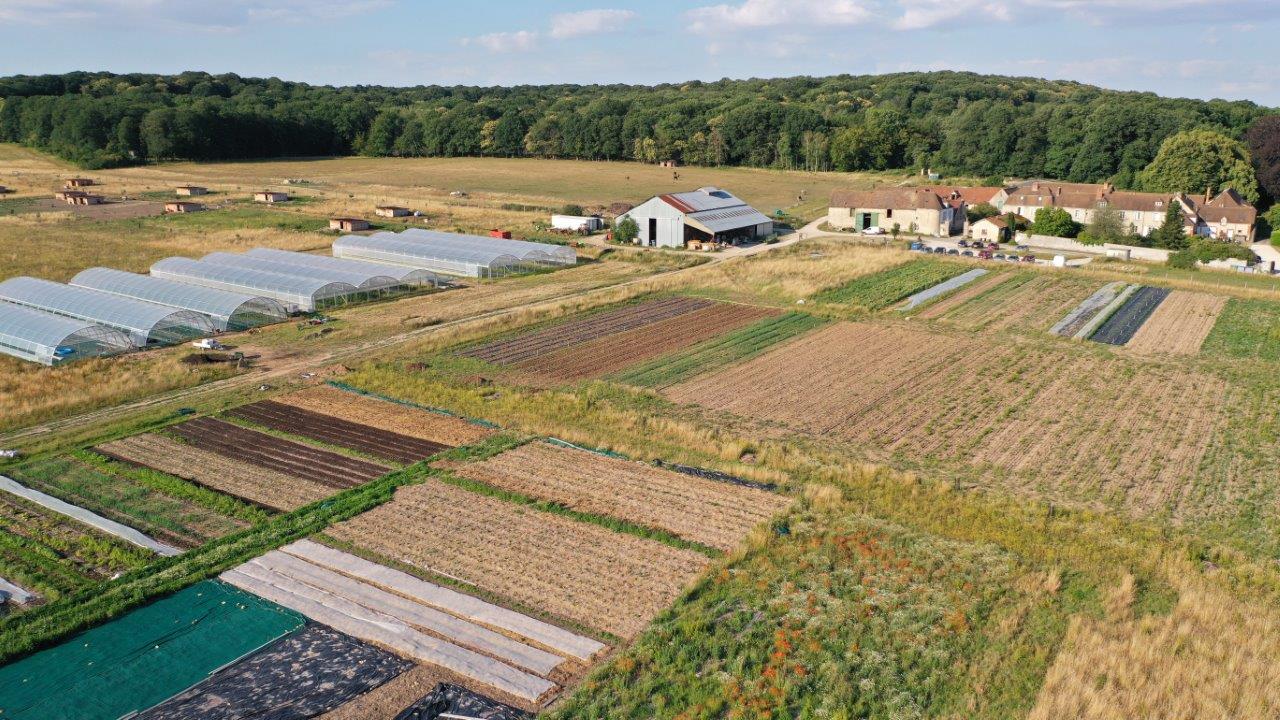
333, 233, 523, 278
0, 301, 132, 365
245, 248, 445, 287
69, 267, 288, 332
0, 277, 214, 347
398, 228, 576, 266
150, 257, 358, 313
201, 252, 402, 293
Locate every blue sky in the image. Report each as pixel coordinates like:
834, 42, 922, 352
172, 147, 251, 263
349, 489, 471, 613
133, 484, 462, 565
1, 0, 1278, 105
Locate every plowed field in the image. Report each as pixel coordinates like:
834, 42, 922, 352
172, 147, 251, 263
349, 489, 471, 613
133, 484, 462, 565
1125, 291, 1226, 355
275, 385, 493, 446
329, 481, 708, 639
228, 400, 448, 464
168, 418, 388, 489
938, 274, 1096, 333
450, 442, 792, 550
515, 302, 778, 383
96, 434, 338, 511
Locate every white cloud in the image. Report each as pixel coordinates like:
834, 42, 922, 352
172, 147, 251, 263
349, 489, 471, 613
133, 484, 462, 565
0, 0, 388, 28
463, 30, 540, 53
892, 0, 1280, 29
687, 0, 874, 32
549, 9, 636, 39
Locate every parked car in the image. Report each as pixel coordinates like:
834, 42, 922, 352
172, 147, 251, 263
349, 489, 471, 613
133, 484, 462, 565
962, 250, 975, 257
958, 239, 970, 248
192, 338, 226, 350
1006, 254, 1021, 262
862, 226, 885, 235
979, 250, 994, 260
994, 253, 1006, 260
909, 241, 924, 251
1021, 254, 1037, 263
933, 246, 947, 254
1015, 244, 1030, 251
947, 248, 959, 255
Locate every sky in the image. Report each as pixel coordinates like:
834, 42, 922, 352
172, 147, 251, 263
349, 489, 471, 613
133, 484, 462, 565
1, 0, 1278, 105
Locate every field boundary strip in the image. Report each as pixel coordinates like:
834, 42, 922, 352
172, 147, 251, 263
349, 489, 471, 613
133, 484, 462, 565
0, 474, 179, 556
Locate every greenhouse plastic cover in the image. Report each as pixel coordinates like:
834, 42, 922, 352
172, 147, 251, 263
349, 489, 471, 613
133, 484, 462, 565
0, 300, 132, 364
398, 228, 576, 265
333, 233, 522, 276
151, 257, 359, 311
69, 267, 288, 331
0, 276, 215, 346
245, 247, 445, 285
0, 580, 304, 720
200, 251, 401, 291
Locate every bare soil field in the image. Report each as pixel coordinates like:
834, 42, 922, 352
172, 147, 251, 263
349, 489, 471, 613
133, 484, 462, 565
668, 321, 1230, 517
1124, 290, 1226, 355
515, 302, 779, 383
914, 271, 1011, 319
96, 434, 336, 511
448, 442, 792, 550
168, 418, 388, 489
228, 400, 448, 464
329, 481, 709, 639
276, 385, 494, 446
937, 273, 1096, 333
320, 663, 540, 718
463, 297, 713, 365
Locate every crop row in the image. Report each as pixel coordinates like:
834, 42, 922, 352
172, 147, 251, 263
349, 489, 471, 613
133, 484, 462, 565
1090, 286, 1170, 345
813, 259, 968, 309
228, 400, 449, 464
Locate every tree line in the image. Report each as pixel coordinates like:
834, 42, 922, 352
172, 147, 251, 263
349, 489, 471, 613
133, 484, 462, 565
1, 69, 1278, 203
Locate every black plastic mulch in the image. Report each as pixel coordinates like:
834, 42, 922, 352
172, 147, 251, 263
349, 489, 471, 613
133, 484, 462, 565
1090, 286, 1171, 345
136, 623, 413, 720
653, 459, 777, 491
393, 683, 533, 720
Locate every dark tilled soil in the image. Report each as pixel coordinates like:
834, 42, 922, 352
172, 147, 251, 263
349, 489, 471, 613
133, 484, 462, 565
1091, 286, 1171, 346
228, 400, 449, 464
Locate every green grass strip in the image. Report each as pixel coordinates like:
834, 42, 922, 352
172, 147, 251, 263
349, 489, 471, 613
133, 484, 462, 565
71, 450, 269, 526
814, 258, 969, 309
615, 312, 828, 388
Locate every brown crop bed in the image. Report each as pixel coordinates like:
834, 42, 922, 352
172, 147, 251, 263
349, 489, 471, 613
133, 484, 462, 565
275, 385, 494, 446
96, 434, 337, 511
914, 271, 1011, 319
514, 302, 780, 383
938, 274, 1096, 333
1124, 290, 1226, 355
462, 296, 714, 365
228, 400, 448, 464
329, 481, 709, 639
449, 442, 792, 550
667, 321, 1230, 516
168, 417, 388, 489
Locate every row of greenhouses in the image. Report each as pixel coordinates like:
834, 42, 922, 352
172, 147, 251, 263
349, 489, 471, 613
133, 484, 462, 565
0, 230, 575, 365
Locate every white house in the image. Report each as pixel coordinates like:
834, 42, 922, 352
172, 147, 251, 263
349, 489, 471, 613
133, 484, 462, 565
616, 187, 773, 248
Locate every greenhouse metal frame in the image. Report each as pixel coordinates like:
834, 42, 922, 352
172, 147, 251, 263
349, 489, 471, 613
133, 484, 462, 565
245, 248, 445, 287
200, 252, 403, 294
150, 257, 359, 313
0, 301, 133, 365
70, 268, 289, 332
398, 228, 577, 266
0, 277, 215, 347
332, 233, 523, 278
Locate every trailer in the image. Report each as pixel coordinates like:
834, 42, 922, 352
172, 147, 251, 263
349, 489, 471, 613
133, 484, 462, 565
551, 214, 604, 232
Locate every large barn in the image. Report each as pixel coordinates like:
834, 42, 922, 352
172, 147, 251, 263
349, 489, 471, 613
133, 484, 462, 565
617, 187, 773, 249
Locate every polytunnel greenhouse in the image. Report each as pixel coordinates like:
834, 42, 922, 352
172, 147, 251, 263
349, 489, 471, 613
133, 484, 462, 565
0, 277, 215, 347
199, 252, 403, 294
69, 268, 288, 331
399, 228, 577, 266
0, 301, 133, 365
150, 257, 359, 313
333, 232, 524, 278
245, 248, 445, 287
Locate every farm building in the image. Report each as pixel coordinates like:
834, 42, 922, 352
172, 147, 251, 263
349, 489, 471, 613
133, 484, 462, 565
616, 187, 773, 248
0, 277, 215, 347
200, 251, 404, 293
245, 248, 445, 287
175, 185, 208, 196
64, 178, 95, 188
165, 201, 204, 213
0, 301, 133, 365
151, 257, 360, 313
70, 268, 288, 332
829, 188, 961, 236
254, 190, 289, 203
375, 205, 410, 217
56, 191, 104, 206
335, 229, 575, 278
970, 214, 1028, 242
329, 217, 370, 232
551, 214, 604, 232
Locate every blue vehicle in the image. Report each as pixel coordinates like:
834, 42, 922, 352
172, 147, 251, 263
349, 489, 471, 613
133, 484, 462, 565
52, 346, 77, 359
909, 241, 924, 251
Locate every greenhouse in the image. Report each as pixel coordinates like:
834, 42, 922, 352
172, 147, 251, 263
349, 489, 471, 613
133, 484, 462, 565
0, 301, 133, 365
150, 257, 359, 313
399, 228, 577, 266
0, 277, 215, 347
245, 248, 446, 287
70, 268, 289, 332
333, 232, 524, 278
200, 252, 403, 294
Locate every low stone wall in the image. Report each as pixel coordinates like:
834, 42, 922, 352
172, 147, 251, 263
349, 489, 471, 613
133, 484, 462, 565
1027, 234, 1171, 263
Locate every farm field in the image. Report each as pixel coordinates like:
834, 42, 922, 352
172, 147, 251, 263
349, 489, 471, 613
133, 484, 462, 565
1089, 286, 1170, 345
1125, 290, 1226, 355
447, 441, 792, 550
913, 269, 1010, 319
813, 257, 969, 309
276, 384, 494, 446
899, 267, 990, 311
941, 272, 1100, 334
1202, 297, 1280, 362
328, 480, 709, 639
228, 400, 449, 464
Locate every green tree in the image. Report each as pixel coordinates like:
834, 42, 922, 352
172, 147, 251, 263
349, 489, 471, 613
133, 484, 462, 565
1082, 204, 1125, 245
1029, 206, 1078, 238
615, 216, 639, 244
966, 202, 999, 223
1149, 202, 1189, 250
1137, 129, 1260, 204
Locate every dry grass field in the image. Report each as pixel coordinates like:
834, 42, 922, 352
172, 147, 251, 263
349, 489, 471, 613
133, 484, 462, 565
1124, 290, 1226, 355
329, 480, 709, 639
686, 238, 912, 304
447, 441, 792, 550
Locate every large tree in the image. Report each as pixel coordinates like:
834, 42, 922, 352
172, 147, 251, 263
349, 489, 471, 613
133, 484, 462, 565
1245, 115, 1280, 204
1149, 202, 1189, 250
1137, 129, 1260, 204
1083, 204, 1126, 244
1029, 206, 1079, 238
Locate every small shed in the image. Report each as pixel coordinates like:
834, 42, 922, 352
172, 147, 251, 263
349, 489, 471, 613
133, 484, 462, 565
489, 229, 512, 239
58, 191, 103, 205
375, 205, 410, 218
64, 178, 95, 188
254, 191, 289, 203
175, 185, 208, 196
329, 217, 370, 232
165, 201, 204, 214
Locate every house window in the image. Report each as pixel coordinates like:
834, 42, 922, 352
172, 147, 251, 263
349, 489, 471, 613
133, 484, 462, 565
886, 209, 894, 219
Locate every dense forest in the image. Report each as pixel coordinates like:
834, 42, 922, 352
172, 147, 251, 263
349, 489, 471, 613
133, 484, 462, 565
1, 70, 1277, 194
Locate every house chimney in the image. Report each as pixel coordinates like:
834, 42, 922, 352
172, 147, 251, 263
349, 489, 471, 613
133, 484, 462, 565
1205, 187, 1212, 203
1032, 182, 1040, 192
